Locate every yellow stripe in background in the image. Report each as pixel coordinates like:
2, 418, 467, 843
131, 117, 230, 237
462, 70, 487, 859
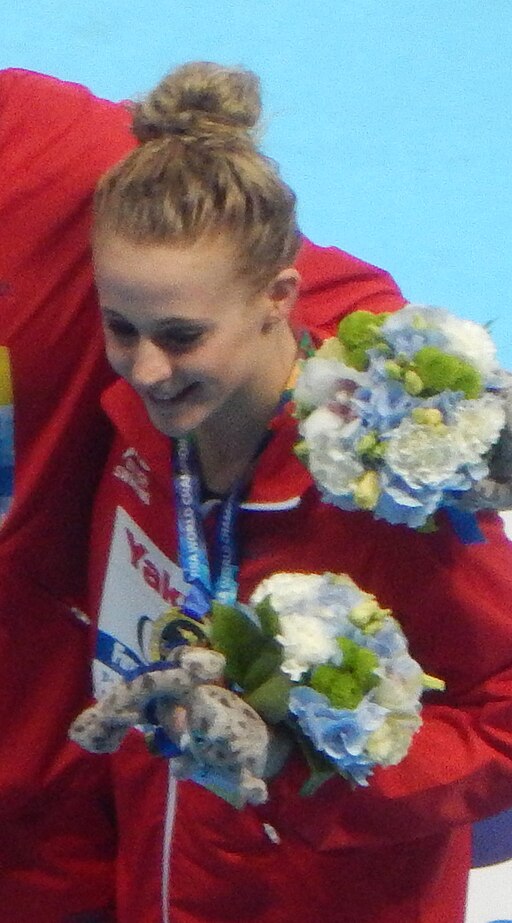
0, 347, 13, 406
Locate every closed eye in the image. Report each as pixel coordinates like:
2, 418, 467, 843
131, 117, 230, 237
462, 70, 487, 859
101, 307, 210, 353
156, 330, 204, 352
104, 317, 138, 340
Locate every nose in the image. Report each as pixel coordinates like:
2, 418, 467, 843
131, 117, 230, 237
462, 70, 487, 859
130, 338, 174, 390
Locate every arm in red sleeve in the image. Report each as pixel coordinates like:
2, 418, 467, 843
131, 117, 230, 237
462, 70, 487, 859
0, 69, 139, 923
292, 237, 406, 342
265, 513, 512, 850
0, 68, 136, 603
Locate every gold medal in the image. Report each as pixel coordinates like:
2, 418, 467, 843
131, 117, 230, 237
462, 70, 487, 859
149, 607, 210, 662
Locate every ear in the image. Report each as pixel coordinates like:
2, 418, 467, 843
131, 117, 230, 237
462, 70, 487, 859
261, 267, 300, 332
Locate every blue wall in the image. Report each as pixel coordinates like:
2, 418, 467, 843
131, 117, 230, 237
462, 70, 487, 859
2, 0, 510, 364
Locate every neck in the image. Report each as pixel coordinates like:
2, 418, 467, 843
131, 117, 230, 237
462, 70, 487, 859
195, 324, 297, 494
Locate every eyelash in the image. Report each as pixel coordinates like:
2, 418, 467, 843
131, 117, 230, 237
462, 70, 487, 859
105, 320, 203, 351
106, 320, 137, 339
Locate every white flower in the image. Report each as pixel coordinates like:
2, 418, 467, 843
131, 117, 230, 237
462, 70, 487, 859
434, 311, 499, 378
365, 714, 421, 766
251, 572, 328, 613
294, 357, 365, 412
372, 655, 424, 711
300, 407, 364, 496
250, 572, 365, 680
451, 395, 506, 465
275, 613, 342, 681
384, 418, 463, 489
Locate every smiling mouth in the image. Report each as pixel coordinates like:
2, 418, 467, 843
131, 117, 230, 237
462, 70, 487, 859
145, 383, 200, 408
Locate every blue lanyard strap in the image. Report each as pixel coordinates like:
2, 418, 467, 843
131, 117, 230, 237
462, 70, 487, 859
173, 438, 240, 617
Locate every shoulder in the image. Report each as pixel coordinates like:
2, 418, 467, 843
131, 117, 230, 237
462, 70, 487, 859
293, 237, 406, 343
0, 68, 135, 179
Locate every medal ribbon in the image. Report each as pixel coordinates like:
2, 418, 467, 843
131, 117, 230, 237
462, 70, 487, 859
173, 437, 241, 618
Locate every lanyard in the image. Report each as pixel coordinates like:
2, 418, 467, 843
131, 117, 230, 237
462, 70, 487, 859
172, 359, 301, 617
173, 437, 241, 618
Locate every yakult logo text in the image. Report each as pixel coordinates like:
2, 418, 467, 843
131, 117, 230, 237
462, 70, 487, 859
126, 528, 182, 605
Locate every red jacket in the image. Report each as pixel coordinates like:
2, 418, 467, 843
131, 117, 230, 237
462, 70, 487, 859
0, 69, 405, 922
88, 316, 512, 922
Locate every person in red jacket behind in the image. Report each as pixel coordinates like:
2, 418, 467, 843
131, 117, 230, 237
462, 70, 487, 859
0, 68, 406, 922
85, 61, 512, 923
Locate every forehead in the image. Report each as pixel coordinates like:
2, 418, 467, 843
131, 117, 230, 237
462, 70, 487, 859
93, 233, 245, 306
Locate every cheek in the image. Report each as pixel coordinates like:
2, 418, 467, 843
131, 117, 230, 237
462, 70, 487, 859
192, 323, 260, 387
103, 336, 130, 376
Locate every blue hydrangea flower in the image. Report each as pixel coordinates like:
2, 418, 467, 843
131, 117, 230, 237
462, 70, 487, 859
352, 378, 420, 432
379, 305, 448, 358
289, 686, 387, 785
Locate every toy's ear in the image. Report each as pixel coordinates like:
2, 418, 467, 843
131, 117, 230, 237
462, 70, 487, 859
176, 647, 226, 683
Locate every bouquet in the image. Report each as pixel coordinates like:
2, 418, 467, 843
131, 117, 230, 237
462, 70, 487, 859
293, 306, 507, 530
208, 571, 442, 791
71, 571, 442, 799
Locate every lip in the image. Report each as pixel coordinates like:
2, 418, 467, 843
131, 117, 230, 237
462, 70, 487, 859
144, 383, 200, 410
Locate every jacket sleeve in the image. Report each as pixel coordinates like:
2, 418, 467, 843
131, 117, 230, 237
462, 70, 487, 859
263, 512, 512, 850
0, 69, 136, 606
0, 69, 136, 923
292, 237, 406, 342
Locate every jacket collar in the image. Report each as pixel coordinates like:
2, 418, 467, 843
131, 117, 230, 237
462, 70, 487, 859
102, 380, 314, 509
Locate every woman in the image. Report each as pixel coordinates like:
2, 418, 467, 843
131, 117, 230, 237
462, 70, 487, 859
0, 65, 406, 922
89, 62, 512, 923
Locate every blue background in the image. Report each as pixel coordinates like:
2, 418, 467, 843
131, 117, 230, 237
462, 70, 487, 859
2, 0, 511, 365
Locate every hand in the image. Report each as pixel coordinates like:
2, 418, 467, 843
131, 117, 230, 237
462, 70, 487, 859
161, 679, 292, 806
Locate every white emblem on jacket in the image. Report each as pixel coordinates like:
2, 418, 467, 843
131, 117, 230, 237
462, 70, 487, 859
113, 448, 152, 505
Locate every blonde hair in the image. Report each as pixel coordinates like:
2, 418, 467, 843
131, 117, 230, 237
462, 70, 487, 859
94, 61, 301, 288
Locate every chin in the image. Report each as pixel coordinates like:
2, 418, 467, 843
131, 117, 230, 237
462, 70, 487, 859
144, 404, 206, 439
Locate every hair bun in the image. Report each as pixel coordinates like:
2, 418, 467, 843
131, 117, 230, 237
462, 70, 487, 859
132, 61, 262, 146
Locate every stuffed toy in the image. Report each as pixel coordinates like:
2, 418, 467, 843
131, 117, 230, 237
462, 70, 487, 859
463, 371, 512, 511
69, 645, 278, 806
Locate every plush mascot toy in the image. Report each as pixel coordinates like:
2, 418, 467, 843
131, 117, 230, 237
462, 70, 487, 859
69, 646, 283, 807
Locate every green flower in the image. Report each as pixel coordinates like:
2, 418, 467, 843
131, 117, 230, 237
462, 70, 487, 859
337, 310, 391, 371
413, 346, 481, 398
310, 664, 362, 709
353, 470, 381, 510
349, 598, 390, 634
309, 637, 379, 709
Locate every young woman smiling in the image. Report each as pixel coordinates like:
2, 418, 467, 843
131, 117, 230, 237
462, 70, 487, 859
87, 62, 512, 923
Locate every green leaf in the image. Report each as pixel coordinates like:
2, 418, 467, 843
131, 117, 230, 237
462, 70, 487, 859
452, 365, 482, 400
210, 602, 266, 686
244, 670, 292, 723
354, 648, 379, 686
336, 636, 358, 667
254, 596, 280, 639
300, 767, 337, 797
242, 643, 283, 693
292, 727, 336, 796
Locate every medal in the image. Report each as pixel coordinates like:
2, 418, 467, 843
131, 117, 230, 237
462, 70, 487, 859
149, 607, 210, 662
